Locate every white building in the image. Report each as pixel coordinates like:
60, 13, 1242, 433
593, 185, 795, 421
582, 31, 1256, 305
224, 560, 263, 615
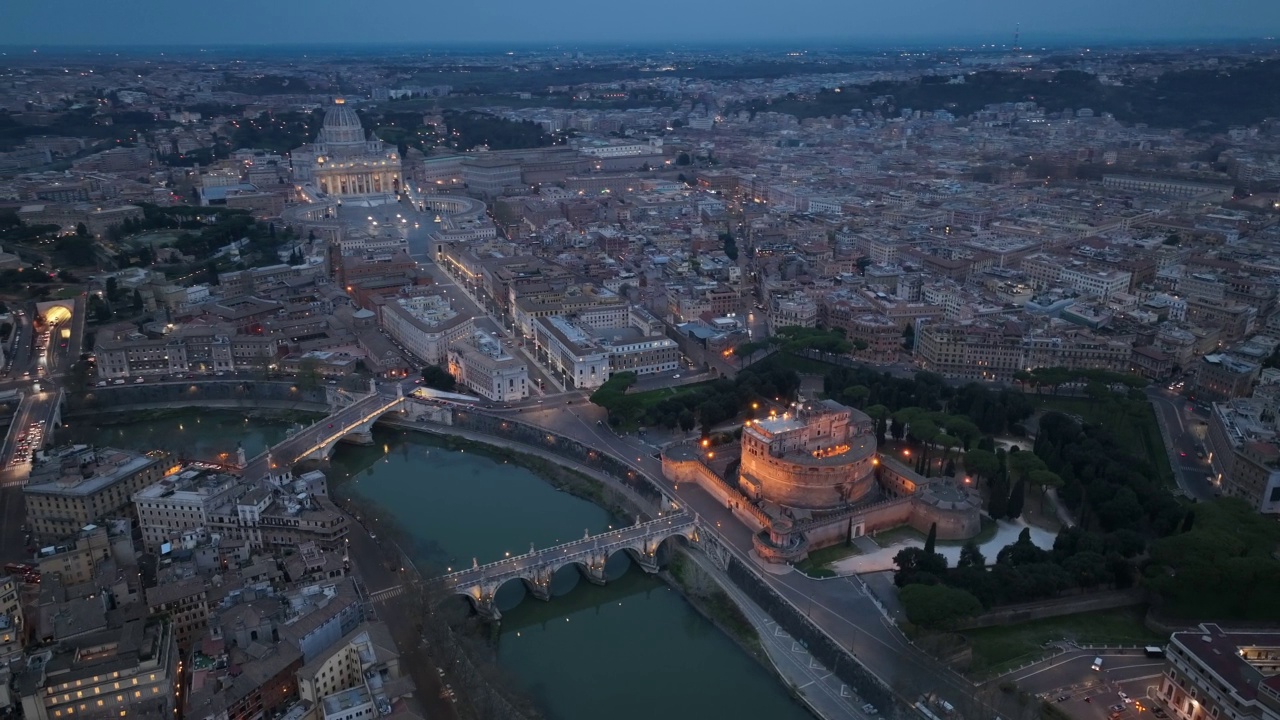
447, 331, 529, 402
1060, 266, 1132, 300
378, 295, 474, 365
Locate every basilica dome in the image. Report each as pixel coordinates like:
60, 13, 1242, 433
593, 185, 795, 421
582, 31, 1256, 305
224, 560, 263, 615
317, 99, 365, 146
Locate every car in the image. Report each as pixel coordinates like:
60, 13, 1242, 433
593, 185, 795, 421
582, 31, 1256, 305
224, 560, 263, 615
112, 379, 125, 385
1110, 704, 1126, 712
673, 374, 681, 379
1152, 709, 1168, 718
1119, 692, 1131, 703
1056, 695, 1070, 702
327, 424, 334, 429
1110, 713, 1123, 720
95, 381, 107, 387
134, 377, 144, 384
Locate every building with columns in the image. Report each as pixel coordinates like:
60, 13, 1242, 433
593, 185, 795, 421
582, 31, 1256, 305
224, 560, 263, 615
292, 100, 401, 201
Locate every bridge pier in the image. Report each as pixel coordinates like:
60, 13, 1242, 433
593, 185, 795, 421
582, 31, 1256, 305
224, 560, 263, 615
527, 566, 554, 601
580, 550, 609, 585
472, 591, 501, 622
635, 537, 665, 574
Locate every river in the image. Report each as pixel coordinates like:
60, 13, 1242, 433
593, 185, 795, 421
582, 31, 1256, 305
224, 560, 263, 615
67, 410, 812, 720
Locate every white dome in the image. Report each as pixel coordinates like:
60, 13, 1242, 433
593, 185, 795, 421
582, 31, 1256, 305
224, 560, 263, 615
318, 100, 365, 145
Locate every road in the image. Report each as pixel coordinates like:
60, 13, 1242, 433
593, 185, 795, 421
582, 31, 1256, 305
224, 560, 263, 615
996, 649, 1168, 720
0, 299, 87, 563
1145, 387, 1216, 502
341, 504, 458, 720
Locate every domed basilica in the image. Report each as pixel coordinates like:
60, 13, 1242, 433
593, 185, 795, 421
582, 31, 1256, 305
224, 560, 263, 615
292, 99, 401, 204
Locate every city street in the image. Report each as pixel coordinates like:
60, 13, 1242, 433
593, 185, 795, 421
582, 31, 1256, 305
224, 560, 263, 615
994, 650, 1167, 720
1145, 387, 1216, 501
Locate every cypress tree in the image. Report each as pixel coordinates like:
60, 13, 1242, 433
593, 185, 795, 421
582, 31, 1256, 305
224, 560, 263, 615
924, 522, 938, 556
1007, 478, 1027, 519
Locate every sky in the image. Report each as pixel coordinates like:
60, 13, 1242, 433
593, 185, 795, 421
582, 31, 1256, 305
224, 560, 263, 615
4, 0, 1280, 48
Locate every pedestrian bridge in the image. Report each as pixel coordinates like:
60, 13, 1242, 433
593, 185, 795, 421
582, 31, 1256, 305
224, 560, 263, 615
442, 513, 701, 620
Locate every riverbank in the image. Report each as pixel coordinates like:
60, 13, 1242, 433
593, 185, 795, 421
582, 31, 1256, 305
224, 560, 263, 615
379, 419, 855, 720
65, 406, 323, 426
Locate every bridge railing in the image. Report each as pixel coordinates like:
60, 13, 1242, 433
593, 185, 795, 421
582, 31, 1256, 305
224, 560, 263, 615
441, 513, 694, 585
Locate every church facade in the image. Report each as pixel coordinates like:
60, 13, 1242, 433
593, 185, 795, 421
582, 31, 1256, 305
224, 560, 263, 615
292, 99, 402, 199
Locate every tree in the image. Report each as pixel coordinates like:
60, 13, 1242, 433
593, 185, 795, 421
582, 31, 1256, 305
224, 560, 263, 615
421, 364, 457, 392
1181, 510, 1195, 533
131, 288, 143, 313
105, 277, 120, 303
1030, 469, 1063, 511
205, 260, 220, 286
893, 546, 948, 586
1006, 478, 1027, 519
75, 222, 88, 237
298, 357, 320, 389
987, 475, 1009, 519
88, 294, 111, 323
899, 584, 983, 630
957, 540, 986, 569
963, 448, 999, 485
924, 522, 938, 556
1062, 551, 1109, 589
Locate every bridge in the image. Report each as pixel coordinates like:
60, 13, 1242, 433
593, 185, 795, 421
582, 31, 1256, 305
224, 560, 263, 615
0, 389, 65, 488
241, 385, 411, 480
441, 512, 701, 621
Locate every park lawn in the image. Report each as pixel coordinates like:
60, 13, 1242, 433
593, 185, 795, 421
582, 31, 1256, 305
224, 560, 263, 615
870, 517, 998, 549
1031, 395, 1174, 487
964, 607, 1166, 677
628, 381, 714, 411
751, 351, 839, 377
795, 543, 862, 577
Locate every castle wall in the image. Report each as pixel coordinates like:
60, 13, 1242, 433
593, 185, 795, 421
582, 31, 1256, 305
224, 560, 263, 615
740, 446, 877, 510
908, 497, 982, 540
662, 455, 768, 532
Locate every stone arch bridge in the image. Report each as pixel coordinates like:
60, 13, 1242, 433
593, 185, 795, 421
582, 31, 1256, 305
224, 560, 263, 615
441, 512, 720, 621
241, 386, 420, 479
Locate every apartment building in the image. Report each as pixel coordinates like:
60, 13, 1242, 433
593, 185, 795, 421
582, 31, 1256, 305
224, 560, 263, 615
1196, 354, 1261, 401
146, 576, 209, 653
1206, 400, 1280, 514
133, 467, 246, 552
296, 621, 404, 720
17, 618, 179, 720
95, 323, 280, 379
916, 320, 1130, 381
1157, 623, 1280, 720
24, 446, 165, 544
1103, 175, 1234, 199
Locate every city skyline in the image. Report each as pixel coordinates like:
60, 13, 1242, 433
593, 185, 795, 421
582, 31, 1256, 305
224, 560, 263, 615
5, 0, 1280, 48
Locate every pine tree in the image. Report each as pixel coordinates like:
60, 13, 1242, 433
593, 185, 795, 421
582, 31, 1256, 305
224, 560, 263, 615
987, 476, 1008, 519
924, 522, 937, 556
1006, 478, 1027, 519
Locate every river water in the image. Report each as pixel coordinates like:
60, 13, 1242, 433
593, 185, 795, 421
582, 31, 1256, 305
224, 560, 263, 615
68, 411, 811, 720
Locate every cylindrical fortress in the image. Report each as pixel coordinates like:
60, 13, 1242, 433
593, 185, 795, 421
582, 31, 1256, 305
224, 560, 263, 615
738, 399, 878, 511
